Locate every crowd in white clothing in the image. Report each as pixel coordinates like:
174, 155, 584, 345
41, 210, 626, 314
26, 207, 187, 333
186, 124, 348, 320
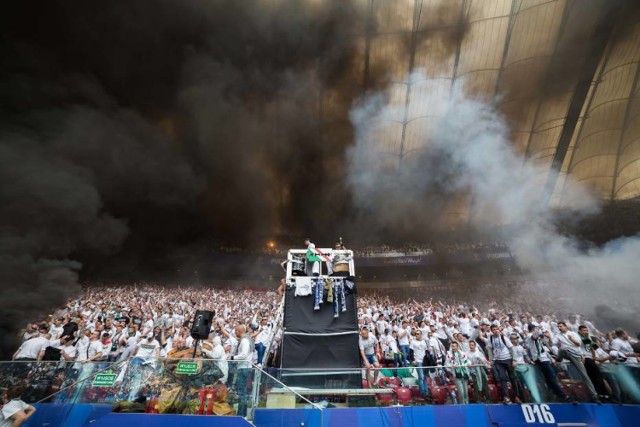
11, 283, 640, 405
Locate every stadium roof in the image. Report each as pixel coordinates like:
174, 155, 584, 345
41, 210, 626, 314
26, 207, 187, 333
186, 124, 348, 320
351, 0, 640, 205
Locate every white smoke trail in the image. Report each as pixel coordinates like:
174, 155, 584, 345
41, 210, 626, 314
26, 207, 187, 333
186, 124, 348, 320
347, 71, 640, 325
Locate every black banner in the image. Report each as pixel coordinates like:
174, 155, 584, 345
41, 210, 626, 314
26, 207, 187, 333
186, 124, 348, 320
283, 283, 357, 334
281, 332, 360, 369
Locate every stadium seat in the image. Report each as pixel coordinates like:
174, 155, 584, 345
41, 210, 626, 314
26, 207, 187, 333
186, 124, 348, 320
376, 391, 394, 406
378, 376, 402, 389
395, 387, 412, 405
429, 386, 448, 404
362, 378, 370, 389
467, 385, 476, 403
389, 377, 402, 388
487, 384, 501, 403
571, 383, 590, 402
410, 385, 420, 399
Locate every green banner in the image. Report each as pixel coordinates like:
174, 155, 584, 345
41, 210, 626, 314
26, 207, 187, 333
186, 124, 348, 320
92, 373, 117, 387
176, 361, 200, 375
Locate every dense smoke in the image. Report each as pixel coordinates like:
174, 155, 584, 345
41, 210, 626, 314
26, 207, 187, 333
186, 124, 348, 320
0, 0, 379, 358
347, 72, 640, 329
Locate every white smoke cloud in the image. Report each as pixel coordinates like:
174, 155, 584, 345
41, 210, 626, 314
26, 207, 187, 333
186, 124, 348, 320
347, 71, 640, 325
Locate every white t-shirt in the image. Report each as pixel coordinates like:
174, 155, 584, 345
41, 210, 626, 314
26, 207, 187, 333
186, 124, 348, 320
1, 399, 30, 427
135, 339, 160, 360
359, 335, 378, 356
428, 336, 445, 360
555, 331, 582, 357
458, 317, 472, 336
486, 334, 513, 361
15, 336, 49, 360
512, 344, 527, 364
87, 340, 103, 360
385, 335, 399, 353
410, 339, 428, 363
376, 319, 388, 336
611, 338, 638, 365
397, 328, 410, 346
75, 336, 90, 361
49, 325, 64, 340
61, 344, 77, 361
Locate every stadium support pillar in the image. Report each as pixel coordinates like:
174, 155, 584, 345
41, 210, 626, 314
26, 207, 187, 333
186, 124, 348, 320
542, 0, 624, 207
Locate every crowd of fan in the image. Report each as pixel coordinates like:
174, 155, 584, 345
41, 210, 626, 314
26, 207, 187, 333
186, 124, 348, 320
356, 292, 640, 404
11, 283, 640, 407
13, 285, 281, 368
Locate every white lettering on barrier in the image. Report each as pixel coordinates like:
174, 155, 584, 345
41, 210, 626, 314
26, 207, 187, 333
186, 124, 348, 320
521, 404, 556, 424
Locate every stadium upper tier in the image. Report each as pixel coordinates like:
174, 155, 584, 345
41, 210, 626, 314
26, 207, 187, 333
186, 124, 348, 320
345, 0, 640, 204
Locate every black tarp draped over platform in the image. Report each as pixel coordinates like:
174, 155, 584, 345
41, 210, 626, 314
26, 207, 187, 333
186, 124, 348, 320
281, 282, 360, 370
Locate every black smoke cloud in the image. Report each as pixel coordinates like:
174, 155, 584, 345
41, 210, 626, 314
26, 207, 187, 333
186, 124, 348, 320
0, 0, 385, 358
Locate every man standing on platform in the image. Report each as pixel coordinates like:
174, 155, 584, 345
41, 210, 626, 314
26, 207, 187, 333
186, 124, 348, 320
305, 238, 324, 310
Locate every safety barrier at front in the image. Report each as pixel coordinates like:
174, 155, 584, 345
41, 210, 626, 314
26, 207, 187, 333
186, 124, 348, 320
2, 359, 639, 426
0, 359, 321, 426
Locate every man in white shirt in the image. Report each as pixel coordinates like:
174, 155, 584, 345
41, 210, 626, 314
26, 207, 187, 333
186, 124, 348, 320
359, 328, 381, 387
49, 318, 64, 340
131, 334, 160, 362
13, 325, 49, 361
428, 323, 446, 365
1, 386, 36, 427
397, 321, 410, 367
484, 325, 521, 404
554, 322, 599, 402
524, 325, 570, 402
60, 336, 78, 361
410, 330, 432, 400
458, 313, 472, 337
85, 330, 104, 363
254, 317, 272, 366
230, 325, 253, 417
75, 329, 91, 362
610, 328, 639, 365
510, 334, 530, 403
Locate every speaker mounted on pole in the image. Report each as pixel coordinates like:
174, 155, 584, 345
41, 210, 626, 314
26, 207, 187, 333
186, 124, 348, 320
190, 309, 215, 340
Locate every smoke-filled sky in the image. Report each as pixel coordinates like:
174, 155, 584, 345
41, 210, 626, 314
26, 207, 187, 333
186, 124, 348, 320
1, 0, 639, 358
348, 72, 640, 330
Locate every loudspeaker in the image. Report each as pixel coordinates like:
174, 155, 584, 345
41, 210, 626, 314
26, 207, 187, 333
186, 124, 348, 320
190, 310, 214, 340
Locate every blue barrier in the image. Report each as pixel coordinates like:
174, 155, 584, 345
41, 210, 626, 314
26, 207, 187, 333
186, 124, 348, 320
24, 403, 640, 427
24, 404, 253, 427
253, 404, 640, 427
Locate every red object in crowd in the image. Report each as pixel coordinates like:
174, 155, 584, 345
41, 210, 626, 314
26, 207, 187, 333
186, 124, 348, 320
376, 391, 394, 406
428, 386, 449, 404
378, 377, 402, 389
395, 387, 412, 405
145, 396, 159, 414
198, 388, 217, 415
487, 384, 501, 403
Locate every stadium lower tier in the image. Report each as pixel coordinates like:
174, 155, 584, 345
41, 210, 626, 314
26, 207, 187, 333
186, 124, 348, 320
24, 402, 640, 427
